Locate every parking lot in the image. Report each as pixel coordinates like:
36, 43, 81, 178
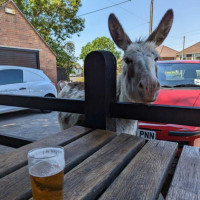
0, 109, 61, 154
0, 109, 61, 140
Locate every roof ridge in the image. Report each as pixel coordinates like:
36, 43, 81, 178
0, 0, 56, 57
177, 41, 200, 54
163, 45, 178, 52
0, 0, 12, 7
159, 45, 164, 55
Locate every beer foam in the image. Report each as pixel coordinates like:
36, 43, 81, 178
28, 147, 64, 159
30, 161, 64, 177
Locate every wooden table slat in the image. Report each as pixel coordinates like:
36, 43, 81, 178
166, 145, 200, 200
0, 126, 91, 178
62, 134, 145, 200
166, 186, 198, 200
0, 144, 15, 154
99, 140, 178, 200
64, 129, 116, 172
0, 129, 116, 200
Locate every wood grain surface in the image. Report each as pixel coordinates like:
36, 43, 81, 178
0, 129, 116, 200
62, 134, 145, 200
0, 126, 90, 178
166, 145, 200, 200
166, 186, 199, 200
99, 140, 178, 200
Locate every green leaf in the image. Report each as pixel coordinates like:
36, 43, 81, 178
80, 36, 121, 62
13, 0, 85, 80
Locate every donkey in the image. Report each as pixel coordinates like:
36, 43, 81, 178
58, 9, 174, 135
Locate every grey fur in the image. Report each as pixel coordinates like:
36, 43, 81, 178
57, 10, 173, 135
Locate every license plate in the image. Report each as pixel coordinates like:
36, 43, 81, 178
137, 129, 156, 140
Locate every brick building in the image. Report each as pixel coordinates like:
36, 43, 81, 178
0, 0, 57, 83
176, 42, 200, 60
156, 45, 178, 60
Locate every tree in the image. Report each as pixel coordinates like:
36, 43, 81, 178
14, 0, 84, 44
52, 41, 77, 81
80, 37, 121, 62
2, 0, 85, 79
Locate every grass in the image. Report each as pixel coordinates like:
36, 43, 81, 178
69, 76, 84, 82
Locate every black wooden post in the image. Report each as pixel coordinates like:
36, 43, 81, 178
84, 51, 116, 131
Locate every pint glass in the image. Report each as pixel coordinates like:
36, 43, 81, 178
28, 147, 65, 200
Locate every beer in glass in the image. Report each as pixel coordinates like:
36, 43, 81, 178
28, 147, 65, 200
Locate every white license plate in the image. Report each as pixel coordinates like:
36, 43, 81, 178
137, 129, 156, 140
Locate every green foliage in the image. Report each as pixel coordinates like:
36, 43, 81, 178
117, 57, 123, 76
3, 0, 85, 80
80, 37, 121, 62
14, 0, 84, 43
52, 41, 77, 81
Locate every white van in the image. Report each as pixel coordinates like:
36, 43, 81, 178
0, 65, 57, 114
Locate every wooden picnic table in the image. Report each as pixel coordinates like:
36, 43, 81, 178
0, 126, 199, 200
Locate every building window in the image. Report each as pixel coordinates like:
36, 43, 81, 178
195, 54, 200, 60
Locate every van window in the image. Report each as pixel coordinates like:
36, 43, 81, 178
0, 69, 23, 85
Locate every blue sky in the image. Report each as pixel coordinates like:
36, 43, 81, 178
71, 0, 200, 65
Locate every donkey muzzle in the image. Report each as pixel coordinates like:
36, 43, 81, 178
138, 78, 160, 102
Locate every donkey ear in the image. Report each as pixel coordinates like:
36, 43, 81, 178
146, 9, 174, 46
108, 13, 132, 51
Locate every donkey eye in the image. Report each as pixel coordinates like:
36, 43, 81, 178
154, 57, 158, 61
124, 57, 133, 64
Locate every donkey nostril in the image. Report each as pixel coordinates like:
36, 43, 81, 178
157, 81, 160, 88
139, 82, 144, 89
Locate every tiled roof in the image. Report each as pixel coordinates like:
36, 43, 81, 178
176, 42, 200, 55
156, 45, 178, 57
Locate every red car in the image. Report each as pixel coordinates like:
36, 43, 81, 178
138, 60, 200, 155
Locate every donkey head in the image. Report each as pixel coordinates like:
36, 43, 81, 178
108, 9, 173, 103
